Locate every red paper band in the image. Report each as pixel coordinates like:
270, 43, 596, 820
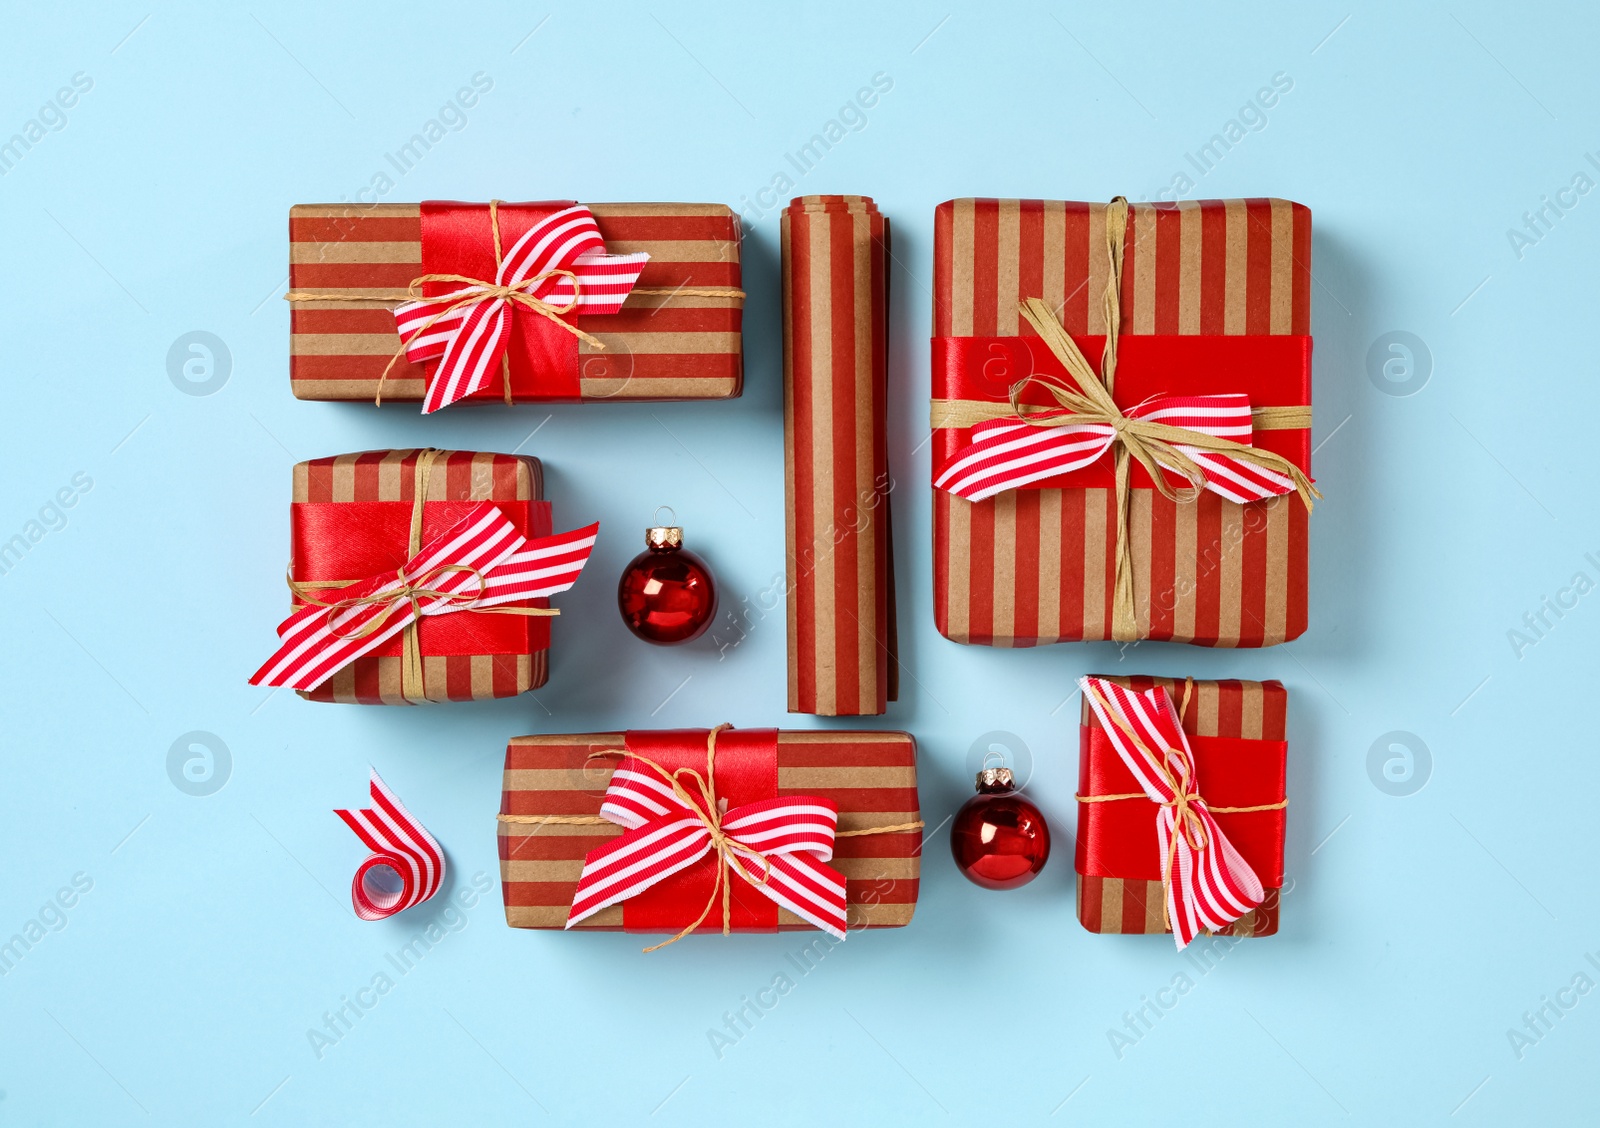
291, 498, 553, 658
419, 200, 584, 401
932, 332, 1312, 490
1076, 725, 1287, 887
621, 728, 781, 934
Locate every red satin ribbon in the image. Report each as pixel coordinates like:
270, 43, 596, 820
621, 728, 782, 934
932, 333, 1312, 491
1076, 725, 1287, 887
291, 498, 552, 658
419, 200, 584, 402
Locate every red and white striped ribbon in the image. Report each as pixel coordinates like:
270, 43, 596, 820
335, 771, 445, 920
566, 758, 849, 939
392, 205, 649, 413
936, 393, 1298, 504
1079, 676, 1265, 949
249, 503, 598, 692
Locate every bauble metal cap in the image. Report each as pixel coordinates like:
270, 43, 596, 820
975, 766, 1015, 791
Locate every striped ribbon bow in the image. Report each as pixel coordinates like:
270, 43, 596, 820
1079, 677, 1272, 949
567, 727, 849, 949
392, 203, 649, 413
934, 296, 1318, 507
250, 503, 597, 693
336, 771, 444, 920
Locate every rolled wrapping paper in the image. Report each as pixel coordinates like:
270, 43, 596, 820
782, 195, 897, 716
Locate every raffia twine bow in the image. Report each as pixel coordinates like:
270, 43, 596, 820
1077, 678, 1287, 944
286, 449, 554, 703
497, 725, 924, 952
286, 199, 746, 407
935, 197, 1321, 641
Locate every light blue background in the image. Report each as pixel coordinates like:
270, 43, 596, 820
2, 2, 1594, 1123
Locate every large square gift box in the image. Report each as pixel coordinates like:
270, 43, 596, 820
248, 449, 596, 704
1076, 675, 1288, 945
930, 198, 1316, 647
497, 727, 922, 939
287, 201, 744, 409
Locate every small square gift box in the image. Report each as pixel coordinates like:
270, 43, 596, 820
931, 197, 1318, 647
287, 200, 745, 412
1075, 675, 1288, 946
248, 449, 597, 704
497, 726, 922, 944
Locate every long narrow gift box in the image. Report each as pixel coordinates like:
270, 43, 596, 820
289, 449, 551, 703
1077, 674, 1288, 938
782, 195, 897, 715
288, 202, 744, 402
932, 198, 1313, 647
498, 729, 920, 933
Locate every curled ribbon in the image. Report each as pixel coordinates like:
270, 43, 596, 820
933, 196, 1321, 641
336, 770, 445, 920
1077, 676, 1286, 948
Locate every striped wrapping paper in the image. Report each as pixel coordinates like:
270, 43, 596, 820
1077, 675, 1287, 938
933, 198, 1312, 647
288, 203, 743, 401
499, 730, 920, 932
782, 195, 897, 716
290, 450, 549, 703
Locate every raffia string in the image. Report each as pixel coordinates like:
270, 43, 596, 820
496, 725, 924, 952
931, 197, 1321, 641
284, 200, 746, 406
287, 448, 555, 703
1075, 679, 1287, 931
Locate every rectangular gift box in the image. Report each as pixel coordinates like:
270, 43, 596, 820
498, 729, 921, 933
1077, 675, 1287, 938
932, 198, 1312, 647
782, 195, 898, 716
289, 449, 552, 703
288, 201, 744, 402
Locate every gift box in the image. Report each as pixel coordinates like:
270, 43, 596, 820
1076, 675, 1288, 942
497, 727, 921, 936
782, 195, 898, 716
251, 448, 596, 704
287, 201, 744, 406
931, 198, 1314, 647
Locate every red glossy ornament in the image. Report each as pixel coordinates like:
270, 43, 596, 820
617, 515, 717, 645
951, 767, 1051, 890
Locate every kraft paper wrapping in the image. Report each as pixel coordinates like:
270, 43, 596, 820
288, 202, 744, 402
1076, 674, 1288, 938
782, 195, 897, 716
498, 729, 921, 931
932, 198, 1312, 648
289, 449, 549, 703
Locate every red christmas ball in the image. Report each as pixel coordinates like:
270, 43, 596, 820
617, 521, 717, 645
951, 767, 1051, 890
